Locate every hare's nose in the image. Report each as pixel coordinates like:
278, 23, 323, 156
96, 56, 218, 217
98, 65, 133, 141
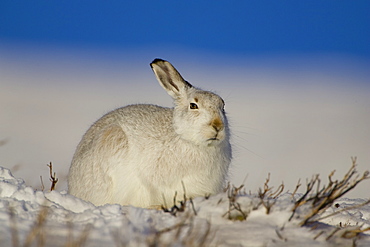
211, 117, 224, 132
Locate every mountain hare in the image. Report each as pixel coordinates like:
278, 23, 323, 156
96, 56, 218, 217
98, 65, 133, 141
68, 59, 232, 208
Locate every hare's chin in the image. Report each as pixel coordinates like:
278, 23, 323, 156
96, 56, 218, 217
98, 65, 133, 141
206, 137, 222, 145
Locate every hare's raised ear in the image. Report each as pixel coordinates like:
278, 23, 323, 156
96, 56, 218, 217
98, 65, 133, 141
150, 59, 192, 98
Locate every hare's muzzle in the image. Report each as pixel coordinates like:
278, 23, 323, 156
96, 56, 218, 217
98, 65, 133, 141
211, 117, 224, 132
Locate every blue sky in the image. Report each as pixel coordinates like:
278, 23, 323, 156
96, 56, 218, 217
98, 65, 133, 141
1, 1, 369, 59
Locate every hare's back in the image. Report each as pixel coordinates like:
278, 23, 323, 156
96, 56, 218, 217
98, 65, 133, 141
75, 104, 173, 156
112, 104, 174, 136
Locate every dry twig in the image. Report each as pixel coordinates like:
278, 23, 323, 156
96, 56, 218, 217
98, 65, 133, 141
223, 184, 248, 221
316, 199, 370, 222
258, 174, 284, 214
291, 179, 302, 198
40, 176, 45, 191
47, 162, 58, 191
23, 206, 49, 247
162, 181, 197, 216
65, 219, 93, 247
8, 205, 19, 247
289, 157, 370, 226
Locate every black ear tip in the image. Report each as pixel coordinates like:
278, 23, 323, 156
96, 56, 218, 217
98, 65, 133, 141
150, 58, 167, 68
152, 58, 165, 63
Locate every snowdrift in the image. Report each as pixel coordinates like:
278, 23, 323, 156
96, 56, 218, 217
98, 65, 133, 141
0, 165, 369, 247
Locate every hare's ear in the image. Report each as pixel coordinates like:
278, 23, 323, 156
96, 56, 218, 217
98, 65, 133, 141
150, 59, 192, 98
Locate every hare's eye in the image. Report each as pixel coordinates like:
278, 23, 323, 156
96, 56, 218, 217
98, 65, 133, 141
189, 103, 198, 109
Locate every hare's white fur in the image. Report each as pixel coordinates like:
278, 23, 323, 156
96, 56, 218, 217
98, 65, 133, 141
68, 59, 232, 208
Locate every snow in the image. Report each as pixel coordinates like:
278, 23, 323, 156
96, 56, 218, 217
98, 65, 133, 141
1, 166, 369, 246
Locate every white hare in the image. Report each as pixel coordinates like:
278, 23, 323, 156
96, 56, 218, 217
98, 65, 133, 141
68, 59, 232, 208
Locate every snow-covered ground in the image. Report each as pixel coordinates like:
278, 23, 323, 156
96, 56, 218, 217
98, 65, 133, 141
1, 165, 369, 246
